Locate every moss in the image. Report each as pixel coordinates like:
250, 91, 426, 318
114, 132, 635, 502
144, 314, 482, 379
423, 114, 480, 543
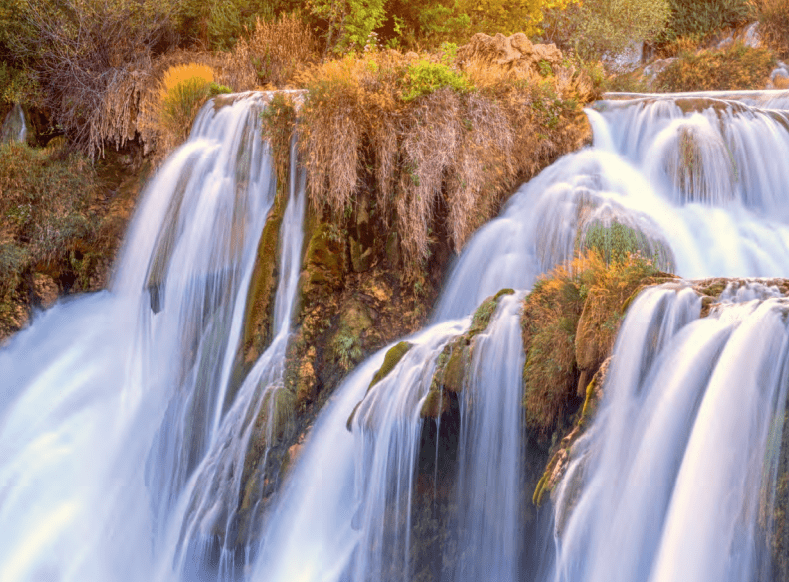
242, 197, 285, 365
580, 376, 597, 421
368, 341, 413, 392
420, 388, 451, 418
522, 253, 666, 434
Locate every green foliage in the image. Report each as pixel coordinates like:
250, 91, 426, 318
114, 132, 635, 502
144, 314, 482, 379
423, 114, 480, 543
545, 0, 670, 59
655, 43, 776, 92
309, 0, 387, 52
333, 327, 363, 370
0, 62, 40, 108
581, 220, 674, 271
208, 82, 233, 96
0, 142, 99, 296
400, 59, 472, 102
661, 0, 752, 43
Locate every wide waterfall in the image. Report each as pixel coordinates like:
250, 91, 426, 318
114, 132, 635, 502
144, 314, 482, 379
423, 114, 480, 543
2, 88, 789, 582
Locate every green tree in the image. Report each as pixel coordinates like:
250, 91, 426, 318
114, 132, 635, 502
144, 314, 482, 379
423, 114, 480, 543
309, 0, 387, 52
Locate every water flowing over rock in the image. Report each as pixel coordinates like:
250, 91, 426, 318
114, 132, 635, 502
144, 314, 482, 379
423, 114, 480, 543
3, 87, 789, 582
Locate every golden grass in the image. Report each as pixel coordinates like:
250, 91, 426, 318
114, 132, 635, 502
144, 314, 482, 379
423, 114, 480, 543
282, 47, 596, 280
158, 63, 214, 102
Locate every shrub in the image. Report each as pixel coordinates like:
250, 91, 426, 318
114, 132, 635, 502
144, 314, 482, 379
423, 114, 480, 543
400, 60, 472, 102
543, 0, 670, 60
9, 0, 177, 156
661, 0, 752, 43
0, 62, 41, 108
751, 0, 789, 59
655, 42, 776, 91
309, 0, 387, 53
157, 63, 214, 145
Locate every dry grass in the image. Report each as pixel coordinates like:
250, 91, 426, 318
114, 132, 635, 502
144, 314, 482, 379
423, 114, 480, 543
222, 13, 319, 91
283, 48, 595, 279
655, 42, 776, 92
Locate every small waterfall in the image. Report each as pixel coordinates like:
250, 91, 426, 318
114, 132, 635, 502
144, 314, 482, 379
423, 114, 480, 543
161, 136, 306, 580
251, 320, 468, 582
0, 103, 28, 144
550, 282, 789, 582
446, 292, 525, 582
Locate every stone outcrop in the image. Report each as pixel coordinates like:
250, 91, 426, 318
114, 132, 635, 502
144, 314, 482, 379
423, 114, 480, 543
458, 32, 563, 74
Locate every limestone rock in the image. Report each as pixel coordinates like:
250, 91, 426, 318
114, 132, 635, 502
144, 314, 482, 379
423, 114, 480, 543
458, 32, 563, 74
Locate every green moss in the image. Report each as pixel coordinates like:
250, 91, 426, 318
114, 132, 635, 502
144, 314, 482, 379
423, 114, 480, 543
580, 376, 597, 421
420, 388, 450, 418
242, 199, 285, 365
368, 341, 413, 392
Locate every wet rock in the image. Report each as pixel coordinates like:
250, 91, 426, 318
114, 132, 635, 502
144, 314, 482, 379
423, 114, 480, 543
31, 273, 58, 309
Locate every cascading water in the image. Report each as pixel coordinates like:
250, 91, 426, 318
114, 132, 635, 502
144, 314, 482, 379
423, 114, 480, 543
0, 92, 302, 582
0, 103, 27, 144
4, 85, 789, 582
550, 281, 789, 582
435, 92, 789, 319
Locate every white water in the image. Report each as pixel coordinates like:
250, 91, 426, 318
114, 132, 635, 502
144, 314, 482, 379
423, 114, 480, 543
551, 282, 789, 582
3, 88, 789, 582
436, 91, 789, 319
0, 103, 27, 144
0, 93, 300, 582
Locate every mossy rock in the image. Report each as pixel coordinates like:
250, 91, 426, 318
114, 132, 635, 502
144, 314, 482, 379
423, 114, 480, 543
368, 341, 413, 392
299, 217, 348, 309
345, 341, 413, 431
241, 199, 285, 365
420, 388, 451, 419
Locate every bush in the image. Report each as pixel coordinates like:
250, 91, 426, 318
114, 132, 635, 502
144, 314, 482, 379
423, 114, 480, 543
661, 0, 752, 43
543, 0, 670, 60
400, 59, 472, 102
751, 0, 789, 59
8, 0, 178, 156
655, 42, 776, 91
0, 142, 99, 294
158, 63, 214, 143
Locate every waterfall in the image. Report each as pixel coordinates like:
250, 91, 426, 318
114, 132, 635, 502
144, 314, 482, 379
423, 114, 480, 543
0, 103, 28, 144
550, 282, 789, 582
435, 91, 789, 319
3, 86, 789, 582
0, 92, 301, 582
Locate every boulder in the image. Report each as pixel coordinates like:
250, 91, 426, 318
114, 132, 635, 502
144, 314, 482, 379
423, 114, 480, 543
458, 32, 563, 74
